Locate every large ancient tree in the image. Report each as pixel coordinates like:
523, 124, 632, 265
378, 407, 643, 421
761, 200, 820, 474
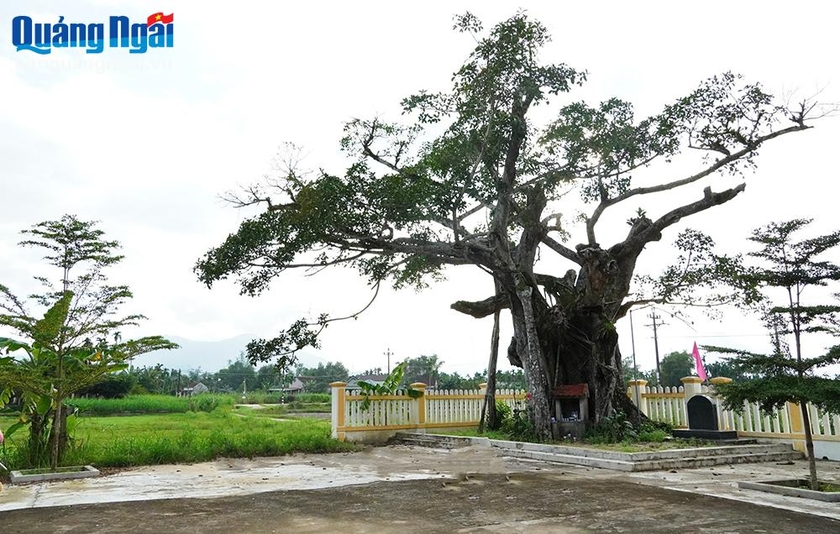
196, 14, 820, 438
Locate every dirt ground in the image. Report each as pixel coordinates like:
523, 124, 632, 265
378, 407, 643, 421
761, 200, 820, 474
3, 471, 839, 533
2, 445, 839, 533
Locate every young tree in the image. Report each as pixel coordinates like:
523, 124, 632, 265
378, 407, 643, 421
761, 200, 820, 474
77, 372, 136, 399
131, 364, 178, 394
297, 362, 350, 393
704, 360, 751, 382
401, 354, 443, 387
0, 215, 176, 469
217, 353, 259, 393
709, 219, 840, 491
195, 14, 822, 439
659, 351, 694, 388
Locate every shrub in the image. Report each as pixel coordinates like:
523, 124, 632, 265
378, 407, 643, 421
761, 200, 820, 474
77, 373, 136, 399
188, 394, 231, 413
502, 403, 536, 441
586, 412, 638, 444
488, 400, 511, 431
637, 429, 668, 442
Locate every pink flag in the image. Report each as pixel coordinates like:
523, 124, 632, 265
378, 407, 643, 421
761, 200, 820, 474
692, 342, 707, 381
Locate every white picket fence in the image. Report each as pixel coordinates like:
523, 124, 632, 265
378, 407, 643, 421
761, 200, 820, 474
329, 377, 840, 459
331, 382, 525, 443
629, 377, 840, 459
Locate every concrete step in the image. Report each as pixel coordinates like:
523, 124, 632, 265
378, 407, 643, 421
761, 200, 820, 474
490, 439, 797, 462
500, 447, 802, 472
631, 451, 803, 471
390, 432, 804, 472
390, 432, 475, 449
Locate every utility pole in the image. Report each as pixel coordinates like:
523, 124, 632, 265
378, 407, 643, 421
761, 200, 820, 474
646, 310, 666, 386
384, 348, 393, 374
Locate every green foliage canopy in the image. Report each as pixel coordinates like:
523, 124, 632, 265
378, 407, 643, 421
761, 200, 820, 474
194, 14, 816, 371
659, 350, 694, 388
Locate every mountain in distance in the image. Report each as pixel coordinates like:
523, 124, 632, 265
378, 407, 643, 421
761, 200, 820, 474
131, 334, 327, 373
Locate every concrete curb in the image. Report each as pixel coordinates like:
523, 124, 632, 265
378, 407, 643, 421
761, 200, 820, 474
394, 432, 803, 472
10, 465, 100, 484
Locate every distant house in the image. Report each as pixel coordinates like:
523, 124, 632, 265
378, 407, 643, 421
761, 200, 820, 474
269, 377, 307, 395
346, 374, 389, 391
181, 382, 208, 396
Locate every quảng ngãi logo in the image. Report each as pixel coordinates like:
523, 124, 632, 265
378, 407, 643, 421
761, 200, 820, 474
11, 12, 174, 54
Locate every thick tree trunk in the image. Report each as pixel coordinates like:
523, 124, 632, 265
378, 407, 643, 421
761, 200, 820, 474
502, 243, 641, 438
512, 282, 553, 441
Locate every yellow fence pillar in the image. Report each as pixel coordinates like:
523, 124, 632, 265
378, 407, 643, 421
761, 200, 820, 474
628, 379, 648, 415
681, 376, 703, 398
786, 401, 807, 453
709, 377, 732, 430
410, 383, 428, 429
330, 382, 347, 441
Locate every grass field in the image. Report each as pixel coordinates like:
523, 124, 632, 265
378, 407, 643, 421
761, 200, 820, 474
65, 394, 235, 416
0, 399, 353, 472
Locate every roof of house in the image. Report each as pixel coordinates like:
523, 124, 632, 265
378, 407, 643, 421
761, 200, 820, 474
346, 374, 389, 389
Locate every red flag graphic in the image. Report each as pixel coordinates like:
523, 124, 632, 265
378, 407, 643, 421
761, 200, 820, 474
692, 342, 708, 381
147, 12, 174, 26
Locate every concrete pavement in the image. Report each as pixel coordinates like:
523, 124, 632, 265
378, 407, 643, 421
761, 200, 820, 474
1, 445, 839, 528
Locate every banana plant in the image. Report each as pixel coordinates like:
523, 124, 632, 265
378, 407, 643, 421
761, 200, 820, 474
0, 293, 129, 470
357, 362, 422, 411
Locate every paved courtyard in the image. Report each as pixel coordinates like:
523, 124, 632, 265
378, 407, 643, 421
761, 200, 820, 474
2, 445, 839, 533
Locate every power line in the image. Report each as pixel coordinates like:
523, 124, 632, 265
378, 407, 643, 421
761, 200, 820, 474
657, 334, 769, 338
645, 311, 666, 385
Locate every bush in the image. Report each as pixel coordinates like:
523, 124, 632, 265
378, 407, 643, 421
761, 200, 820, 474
188, 394, 228, 413
586, 414, 673, 444
586, 412, 638, 444
488, 400, 511, 431
77, 373, 136, 399
637, 429, 669, 442
502, 404, 535, 441
295, 393, 331, 403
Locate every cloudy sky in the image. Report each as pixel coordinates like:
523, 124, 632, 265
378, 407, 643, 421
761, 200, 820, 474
1, 1, 838, 376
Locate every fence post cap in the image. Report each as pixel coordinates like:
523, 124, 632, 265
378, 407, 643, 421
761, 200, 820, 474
479, 382, 488, 389
680, 376, 703, 384
709, 377, 732, 385
628, 379, 648, 386
329, 381, 347, 388
409, 382, 428, 389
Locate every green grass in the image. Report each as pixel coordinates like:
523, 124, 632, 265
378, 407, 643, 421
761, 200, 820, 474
239, 392, 283, 404
232, 403, 331, 418
292, 393, 331, 403
234, 405, 290, 418
1, 408, 355, 472
64, 412, 355, 467
65, 394, 234, 416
